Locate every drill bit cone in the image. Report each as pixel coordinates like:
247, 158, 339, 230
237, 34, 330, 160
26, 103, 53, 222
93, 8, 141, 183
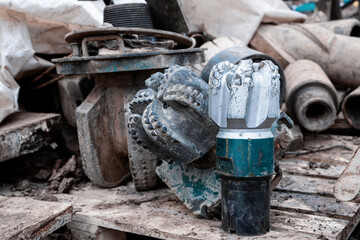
250, 23, 360, 88
342, 86, 360, 130
284, 60, 338, 132
128, 66, 218, 164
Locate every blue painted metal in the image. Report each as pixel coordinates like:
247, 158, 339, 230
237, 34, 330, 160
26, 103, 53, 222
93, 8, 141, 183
293, 2, 316, 12
156, 161, 221, 217
216, 138, 274, 178
53, 48, 205, 75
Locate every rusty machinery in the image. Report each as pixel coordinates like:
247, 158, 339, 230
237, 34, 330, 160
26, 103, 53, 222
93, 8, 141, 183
127, 57, 283, 235
53, 27, 204, 187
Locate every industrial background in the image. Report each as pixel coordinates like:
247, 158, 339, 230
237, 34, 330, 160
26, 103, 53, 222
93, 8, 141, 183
1, 0, 360, 239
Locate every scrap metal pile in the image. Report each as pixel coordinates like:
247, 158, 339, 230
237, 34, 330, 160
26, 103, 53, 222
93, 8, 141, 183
2, 0, 360, 238
50, 1, 360, 237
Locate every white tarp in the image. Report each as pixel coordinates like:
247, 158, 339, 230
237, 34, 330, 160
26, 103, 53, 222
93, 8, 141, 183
0, 0, 105, 124
0, 8, 27, 124
180, 0, 307, 44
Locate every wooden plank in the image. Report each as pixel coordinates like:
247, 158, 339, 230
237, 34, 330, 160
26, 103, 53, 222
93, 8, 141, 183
0, 112, 61, 162
71, 196, 317, 240
202, 37, 243, 63
229, 37, 244, 45
188, 37, 244, 78
212, 37, 243, 49
271, 210, 348, 240
0, 196, 72, 240
294, 134, 358, 164
67, 221, 100, 234
201, 41, 220, 62
279, 158, 345, 179
276, 174, 336, 196
67, 221, 127, 240
54, 180, 358, 240
68, 228, 96, 240
334, 146, 360, 201
52, 136, 360, 240
69, 182, 173, 203
271, 191, 360, 219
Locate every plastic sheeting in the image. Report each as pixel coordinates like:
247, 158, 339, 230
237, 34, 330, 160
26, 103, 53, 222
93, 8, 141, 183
180, 0, 307, 44
0, 8, 30, 124
0, 0, 105, 124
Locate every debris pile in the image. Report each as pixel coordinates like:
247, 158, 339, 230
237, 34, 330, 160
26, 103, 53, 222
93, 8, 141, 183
1, 0, 360, 239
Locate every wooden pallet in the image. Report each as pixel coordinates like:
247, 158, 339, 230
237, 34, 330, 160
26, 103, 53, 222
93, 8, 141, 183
0, 196, 72, 240
54, 134, 360, 240
0, 112, 61, 162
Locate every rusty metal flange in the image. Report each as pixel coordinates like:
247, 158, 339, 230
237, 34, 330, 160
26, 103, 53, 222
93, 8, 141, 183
64, 27, 195, 49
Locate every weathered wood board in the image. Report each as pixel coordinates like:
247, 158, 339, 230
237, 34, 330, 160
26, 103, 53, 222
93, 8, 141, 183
0, 112, 61, 162
0, 196, 72, 240
54, 134, 360, 240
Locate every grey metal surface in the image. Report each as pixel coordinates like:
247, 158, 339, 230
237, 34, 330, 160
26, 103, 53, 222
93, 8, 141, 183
342, 86, 360, 130
127, 66, 218, 164
200, 46, 285, 104
156, 161, 220, 218
209, 59, 280, 129
53, 48, 205, 75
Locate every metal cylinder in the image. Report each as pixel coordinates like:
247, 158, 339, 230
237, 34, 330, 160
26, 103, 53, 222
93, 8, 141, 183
342, 86, 360, 130
216, 129, 274, 236
250, 23, 360, 88
221, 176, 271, 235
308, 18, 360, 37
103, 3, 154, 28
285, 60, 338, 132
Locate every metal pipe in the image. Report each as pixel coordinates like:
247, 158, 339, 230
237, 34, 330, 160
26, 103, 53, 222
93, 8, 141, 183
250, 23, 360, 88
308, 18, 360, 37
342, 86, 360, 130
221, 176, 271, 235
285, 60, 338, 132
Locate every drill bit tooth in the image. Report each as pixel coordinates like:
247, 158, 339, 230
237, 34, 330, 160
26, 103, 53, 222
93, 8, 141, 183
129, 88, 156, 114
209, 59, 281, 129
145, 72, 165, 92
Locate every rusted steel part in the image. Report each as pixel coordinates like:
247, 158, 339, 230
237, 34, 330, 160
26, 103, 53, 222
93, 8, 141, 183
64, 27, 195, 49
52, 48, 205, 75
284, 60, 338, 132
308, 18, 360, 37
250, 24, 360, 88
76, 72, 150, 187
125, 111, 161, 191
334, 146, 360, 201
81, 34, 125, 57
342, 86, 360, 130
58, 75, 94, 127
